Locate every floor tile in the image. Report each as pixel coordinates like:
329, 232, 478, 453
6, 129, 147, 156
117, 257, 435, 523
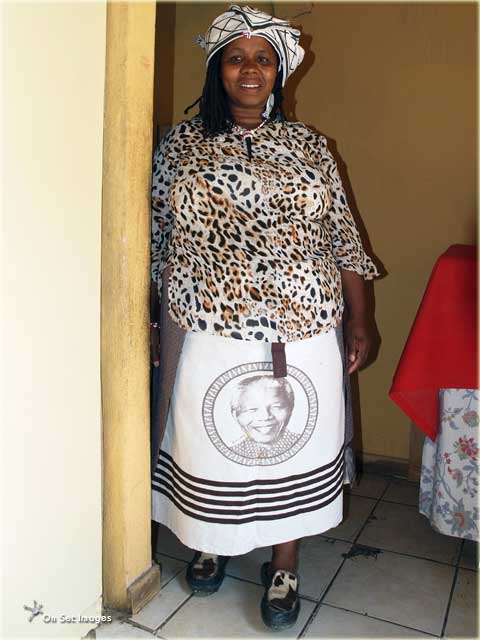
129, 575, 191, 632
348, 473, 390, 499
382, 478, 419, 507
357, 501, 461, 563
154, 523, 193, 562
444, 568, 478, 637
154, 554, 188, 587
225, 545, 271, 585
323, 549, 455, 635
458, 539, 479, 571
160, 576, 315, 638
322, 494, 377, 542
303, 604, 431, 637
297, 536, 352, 600
95, 619, 154, 638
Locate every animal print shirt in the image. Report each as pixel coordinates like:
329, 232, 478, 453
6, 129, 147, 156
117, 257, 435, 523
151, 116, 378, 343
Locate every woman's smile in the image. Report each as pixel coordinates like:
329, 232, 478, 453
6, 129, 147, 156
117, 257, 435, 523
239, 83, 262, 90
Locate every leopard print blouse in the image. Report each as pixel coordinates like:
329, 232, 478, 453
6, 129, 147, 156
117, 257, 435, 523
151, 116, 378, 343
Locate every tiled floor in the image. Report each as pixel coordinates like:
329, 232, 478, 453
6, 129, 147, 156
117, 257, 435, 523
94, 473, 478, 639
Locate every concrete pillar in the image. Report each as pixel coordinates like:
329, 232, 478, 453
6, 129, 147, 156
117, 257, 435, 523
101, 1, 159, 612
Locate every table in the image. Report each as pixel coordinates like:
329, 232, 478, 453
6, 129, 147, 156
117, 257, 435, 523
389, 245, 478, 540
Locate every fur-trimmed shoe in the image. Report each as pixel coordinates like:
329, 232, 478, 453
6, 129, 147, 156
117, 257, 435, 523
185, 551, 229, 596
260, 562, 300, 630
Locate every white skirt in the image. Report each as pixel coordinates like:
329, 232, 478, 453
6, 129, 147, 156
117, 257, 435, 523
152, 327, 345, 556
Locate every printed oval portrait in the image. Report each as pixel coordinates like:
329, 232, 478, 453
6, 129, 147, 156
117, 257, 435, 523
202, 362, 318, 466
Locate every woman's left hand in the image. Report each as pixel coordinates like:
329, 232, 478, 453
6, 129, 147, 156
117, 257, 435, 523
344, 316, 371, 374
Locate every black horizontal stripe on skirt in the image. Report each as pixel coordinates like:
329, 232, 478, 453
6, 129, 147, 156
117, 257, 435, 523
153, 452, 344, 508
152, 464, 343, 516
152, 446, 344, 525
153, 464, 344, 513
154, 445, 344, 492
152, 479, 344, 525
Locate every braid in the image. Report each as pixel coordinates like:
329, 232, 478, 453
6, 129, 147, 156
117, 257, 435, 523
184, 50, 286, 137
271, 72, 285, 122
199, 52, 233, 137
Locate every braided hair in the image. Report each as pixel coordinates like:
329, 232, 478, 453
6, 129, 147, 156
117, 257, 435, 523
184, 49, 285, 138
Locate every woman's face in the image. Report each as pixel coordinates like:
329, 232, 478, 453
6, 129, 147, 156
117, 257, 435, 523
220, 35, 278, 116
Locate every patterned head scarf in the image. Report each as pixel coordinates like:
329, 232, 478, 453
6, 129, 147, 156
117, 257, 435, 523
196, 4, 305, 87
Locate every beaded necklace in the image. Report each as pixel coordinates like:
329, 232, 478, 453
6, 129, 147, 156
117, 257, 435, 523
232, 119, 267, 161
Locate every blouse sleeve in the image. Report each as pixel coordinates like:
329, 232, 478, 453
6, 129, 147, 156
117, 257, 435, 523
151, 130, 176, 298
319, 136, 379, 280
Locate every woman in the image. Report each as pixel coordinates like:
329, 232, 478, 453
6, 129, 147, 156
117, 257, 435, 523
150, 5, 378, 631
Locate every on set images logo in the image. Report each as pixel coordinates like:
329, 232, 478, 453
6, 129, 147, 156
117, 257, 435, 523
23, 600, 112, 624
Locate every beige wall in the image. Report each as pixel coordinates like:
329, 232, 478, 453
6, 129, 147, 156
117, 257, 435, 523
2, 2, 105, 636
165, 2, 477, 461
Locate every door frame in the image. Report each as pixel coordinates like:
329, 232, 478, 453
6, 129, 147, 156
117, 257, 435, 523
101, 1, 160, 613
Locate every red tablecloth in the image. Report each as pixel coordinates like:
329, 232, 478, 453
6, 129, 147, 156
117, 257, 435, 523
389, 244, 478, 440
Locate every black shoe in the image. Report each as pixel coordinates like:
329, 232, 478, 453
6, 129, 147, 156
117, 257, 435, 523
185, 551, 229, 596
260, 562, 300, 630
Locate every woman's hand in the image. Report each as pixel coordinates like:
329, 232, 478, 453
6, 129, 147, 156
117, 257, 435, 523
339, 269, 372, 374
150, 324, 160, 368
150, 279, 161, 368
343, 316, 371, 374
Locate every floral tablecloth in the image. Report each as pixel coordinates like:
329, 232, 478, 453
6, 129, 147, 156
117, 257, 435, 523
420, 388, 478, 541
